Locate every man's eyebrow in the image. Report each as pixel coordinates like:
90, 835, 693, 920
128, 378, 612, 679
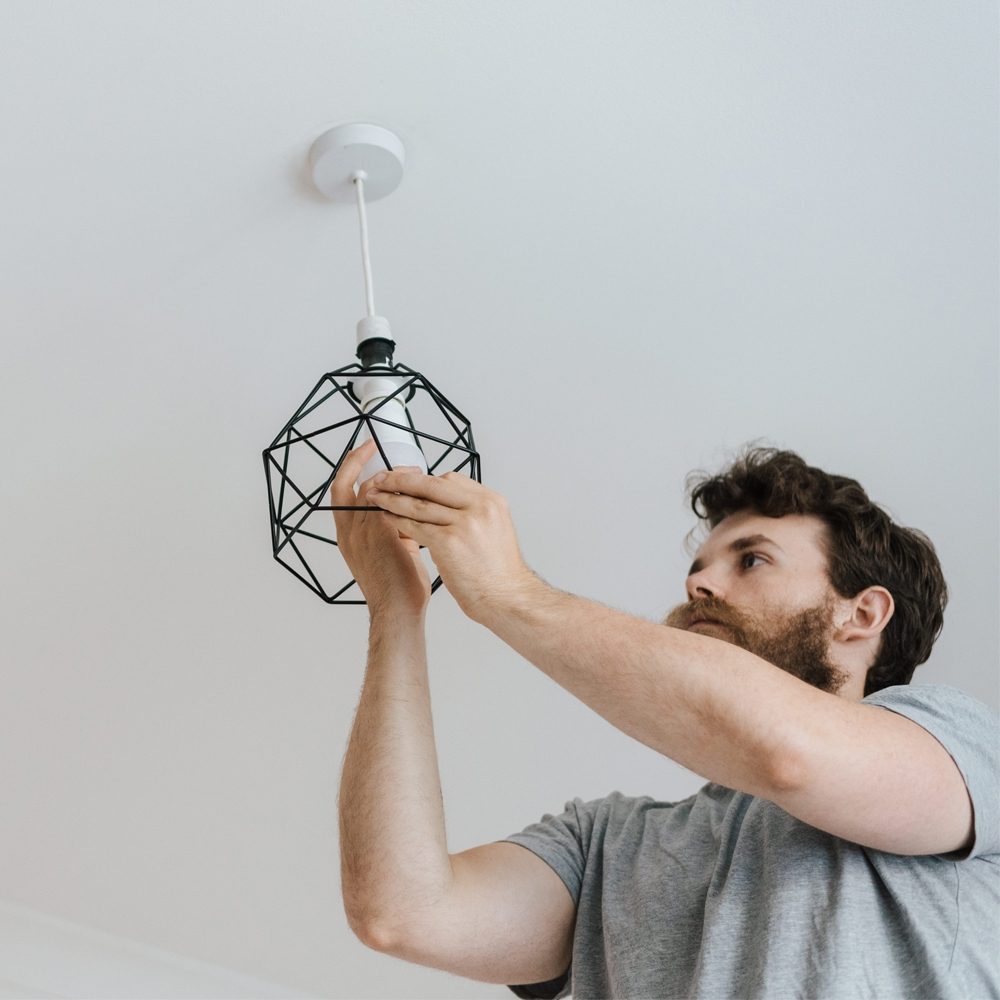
687, 534, 785, 577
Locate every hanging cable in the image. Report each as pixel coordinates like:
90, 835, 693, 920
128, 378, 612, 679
352, 171, 375, 318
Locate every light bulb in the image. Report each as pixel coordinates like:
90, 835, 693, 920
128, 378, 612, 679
353, 374, 428, 488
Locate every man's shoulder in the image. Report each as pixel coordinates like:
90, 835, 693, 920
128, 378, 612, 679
863, 681, 996, 715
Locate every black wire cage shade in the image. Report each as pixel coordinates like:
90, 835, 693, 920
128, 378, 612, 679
263, 359, 481, 604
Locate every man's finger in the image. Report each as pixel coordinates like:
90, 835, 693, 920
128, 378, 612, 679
372, 467, 473, 510
358, 464, 422, 502
367, 487, 456, 526
330, 439, 380, 506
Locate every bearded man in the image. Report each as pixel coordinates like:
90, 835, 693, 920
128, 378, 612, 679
334, 442, 999, 999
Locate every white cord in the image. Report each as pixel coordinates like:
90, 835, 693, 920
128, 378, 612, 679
353, 171, 375, 318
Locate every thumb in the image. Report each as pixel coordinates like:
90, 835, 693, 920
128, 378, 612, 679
331, 439, 380, 506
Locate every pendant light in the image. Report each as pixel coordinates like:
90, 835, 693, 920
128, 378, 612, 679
262, 122, 481, 604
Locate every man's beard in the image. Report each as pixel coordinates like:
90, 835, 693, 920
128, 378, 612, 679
662, 592, 852, 695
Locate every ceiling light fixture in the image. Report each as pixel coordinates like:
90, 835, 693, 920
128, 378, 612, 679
262, 122, 480, 604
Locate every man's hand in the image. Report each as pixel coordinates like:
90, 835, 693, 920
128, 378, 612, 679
330, 440, 432, 618
364, 464, 537, 623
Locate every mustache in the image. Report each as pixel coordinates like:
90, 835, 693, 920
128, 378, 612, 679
666, 597, 737, 628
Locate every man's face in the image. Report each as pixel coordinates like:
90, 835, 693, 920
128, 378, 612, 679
662, 510, 853, 696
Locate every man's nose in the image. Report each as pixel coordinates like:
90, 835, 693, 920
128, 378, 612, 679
686, 570, 720, 602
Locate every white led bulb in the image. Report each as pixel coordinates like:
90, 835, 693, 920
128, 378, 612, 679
353, 373, 428, 487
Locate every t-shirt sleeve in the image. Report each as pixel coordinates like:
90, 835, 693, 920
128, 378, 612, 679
862, 682, 1000, 860
495, 795, 605, 1000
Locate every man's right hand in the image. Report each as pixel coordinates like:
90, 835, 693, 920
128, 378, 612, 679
331, 439, 433, 618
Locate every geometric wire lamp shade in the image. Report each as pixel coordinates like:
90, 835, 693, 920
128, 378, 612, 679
262, 358, 480, 604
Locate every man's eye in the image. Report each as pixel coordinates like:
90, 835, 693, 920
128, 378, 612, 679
740, 552, 767, 570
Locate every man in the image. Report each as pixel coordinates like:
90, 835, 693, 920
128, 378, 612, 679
333, 440, 999, 999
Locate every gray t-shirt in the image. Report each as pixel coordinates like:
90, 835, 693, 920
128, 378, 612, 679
499, 683, 999, 999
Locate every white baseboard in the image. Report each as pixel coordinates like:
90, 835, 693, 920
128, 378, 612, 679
0, 899, 318, 999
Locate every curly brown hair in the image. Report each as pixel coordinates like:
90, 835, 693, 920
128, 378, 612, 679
683, 442, 948, 696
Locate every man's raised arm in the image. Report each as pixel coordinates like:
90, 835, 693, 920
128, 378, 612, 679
339, 612, 452, 942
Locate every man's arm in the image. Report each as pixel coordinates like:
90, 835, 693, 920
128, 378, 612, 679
339, 612, 453, 942
477, 576, 804, 799
477, 578, 976, 857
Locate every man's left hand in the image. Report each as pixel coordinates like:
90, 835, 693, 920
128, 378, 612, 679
365, 467, 536, 623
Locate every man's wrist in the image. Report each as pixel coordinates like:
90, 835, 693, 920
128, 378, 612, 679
368, 606, 427, 635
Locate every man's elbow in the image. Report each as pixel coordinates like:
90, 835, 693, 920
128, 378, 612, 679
345, 904, 392, 952
765, 741, 806, 800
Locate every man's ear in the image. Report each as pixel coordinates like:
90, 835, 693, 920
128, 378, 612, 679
835, 586, 894, 643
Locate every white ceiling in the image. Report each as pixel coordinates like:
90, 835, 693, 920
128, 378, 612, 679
1, 2, 996, 997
